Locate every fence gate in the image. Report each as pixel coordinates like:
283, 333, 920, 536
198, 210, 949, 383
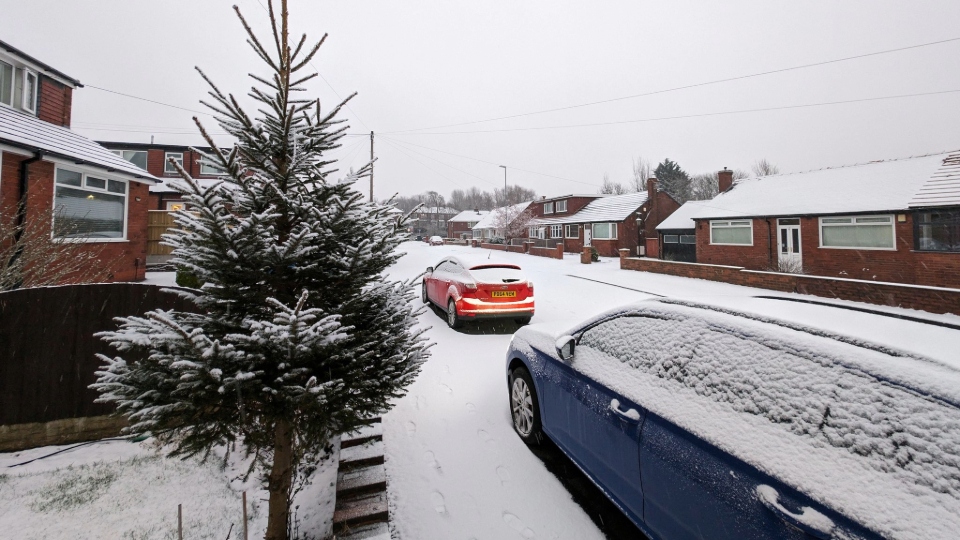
147, 210, 176, 260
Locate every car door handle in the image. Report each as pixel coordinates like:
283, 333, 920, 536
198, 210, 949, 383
755, 485, 834, 539
609, 399, 641, 423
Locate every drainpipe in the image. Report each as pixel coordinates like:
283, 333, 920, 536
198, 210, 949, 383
765, 218, 773, 268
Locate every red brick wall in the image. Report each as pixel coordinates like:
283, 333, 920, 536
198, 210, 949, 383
2, 154, 148, 283
696, 218, 774, 269
480, 243, 507, 251
447, 221, 476, 238
528, 244, 564, 260
619, 255, 960, 315
531, 196, 598, 218
37, 76, 72, 127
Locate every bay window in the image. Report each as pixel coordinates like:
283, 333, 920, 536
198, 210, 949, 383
710, 220, 752, 245
592, 222, 617, 240
53, 167, 127, 240
819, 215, 894, 249
915, 210, 960, 252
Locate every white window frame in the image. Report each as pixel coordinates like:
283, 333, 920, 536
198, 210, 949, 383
528, 226, 537, 237
0, 59, 14, 108
550, 225, 562, 238
199, 156, 226, 176
818, 214, 896, 251
52, 165, 129, 243
21, 69, 37, 113
709, 220, 753, 246
165, 152, 184, 174
543, 201, 554, 214
592, 222, 618, 240
555, 200, 567, 213
111, 150, 149, 171
564, 224, 579, 239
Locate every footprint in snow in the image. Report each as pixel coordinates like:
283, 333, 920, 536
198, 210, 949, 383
478, 429, 495, 444
444, 364, 451, 374
416, 395, 427, 410
431, 491, 447, 514
423, 450, 442, 473
503, 512, 536, 538
438, 383, 453, 394
405, 421, 416, 435
496, 466, 511, 485
465, 402, 476, 414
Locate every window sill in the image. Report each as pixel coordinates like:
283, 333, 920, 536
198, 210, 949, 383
56, 238, 129, 244
818, 246, 896, 251
709, 242, 754, 246
911, 249, 960, 254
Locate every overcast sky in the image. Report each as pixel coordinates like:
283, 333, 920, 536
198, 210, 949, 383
5, 0, 960, 200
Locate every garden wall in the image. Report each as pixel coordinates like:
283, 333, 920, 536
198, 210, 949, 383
528, 244, 564, 260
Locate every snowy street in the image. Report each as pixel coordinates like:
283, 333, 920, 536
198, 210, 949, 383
380, 241, 960, 540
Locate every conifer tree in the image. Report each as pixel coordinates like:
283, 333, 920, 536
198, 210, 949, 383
654, 158, 692, 203
92, 2, 429, 538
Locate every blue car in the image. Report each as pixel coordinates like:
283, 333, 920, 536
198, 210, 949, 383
506, 299, 960, 540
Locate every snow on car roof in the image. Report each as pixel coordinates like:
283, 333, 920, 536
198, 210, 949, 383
446, 255, 521, 271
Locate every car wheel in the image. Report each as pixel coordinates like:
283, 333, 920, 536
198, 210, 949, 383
514, 317, 531, 326
509, 366, 542, 445
422, 282, 429, 304
447, 299, 463, 329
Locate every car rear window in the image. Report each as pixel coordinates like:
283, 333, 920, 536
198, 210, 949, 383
469, 266, 525, 284
578, 314, 960, 498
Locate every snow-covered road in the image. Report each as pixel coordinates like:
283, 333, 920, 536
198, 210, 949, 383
381, 241, 960, 540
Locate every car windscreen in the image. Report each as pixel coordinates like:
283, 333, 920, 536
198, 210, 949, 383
469, 266, 525, 284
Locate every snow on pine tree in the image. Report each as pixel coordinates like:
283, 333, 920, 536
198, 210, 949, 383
91, 2, 429, 539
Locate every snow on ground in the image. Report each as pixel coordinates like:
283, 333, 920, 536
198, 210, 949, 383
382, 242, 960, 540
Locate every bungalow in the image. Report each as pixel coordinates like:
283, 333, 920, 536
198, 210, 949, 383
0, 40, 157, 283
655, 200, 711, 262
688, 152, 960, 288
530, 179, 681, 257
471, 201, 534, 241
447, 208, 489, 239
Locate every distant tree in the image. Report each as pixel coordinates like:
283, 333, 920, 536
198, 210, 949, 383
630, 156, 653, 193
449, 189, 467, 210
495, 185, 536, 207
689, 172, 718, 201
599, 173, 628, 195
654, 158, 692, 203
752, 158, 780, 177
493, 204, 536, 245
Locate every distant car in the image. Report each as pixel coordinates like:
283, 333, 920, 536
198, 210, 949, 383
428, 235, 444, 246
506, 300, 960, 540
415, 235, 423, 242
423, 256, 534, 328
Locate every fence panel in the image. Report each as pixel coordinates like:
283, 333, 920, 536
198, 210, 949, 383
0, 283, 196, 426
147, 210, 176, 256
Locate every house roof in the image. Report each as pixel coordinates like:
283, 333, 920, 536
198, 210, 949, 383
656, 200, 712, 231
448, 209, 490, 223
472, 201, 532, 230
0, 106, 157, 183
538, 193, 607, 203
533, 191, 648, 225
0, 39, 82, 88
909, 151, 960, 208
693, 151, 954, 220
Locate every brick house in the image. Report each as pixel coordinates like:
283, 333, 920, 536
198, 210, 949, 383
687, 152, 960, 288
471, 201, 534, 241
0, 40, 158, 283
655, 200, 711, 262
447, 208, 489, 239
97, 141, 227, 211
530, 180, 681, 257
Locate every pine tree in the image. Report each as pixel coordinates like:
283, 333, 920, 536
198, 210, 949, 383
654, 158, 692, 203
91, 2, 429, 539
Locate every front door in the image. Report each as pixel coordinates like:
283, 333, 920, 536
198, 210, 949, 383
776, 219, 801, 272
584, 227, 592, 247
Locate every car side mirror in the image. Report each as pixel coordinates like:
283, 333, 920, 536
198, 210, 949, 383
556, 335, 575, 361
426, 266, 434, 274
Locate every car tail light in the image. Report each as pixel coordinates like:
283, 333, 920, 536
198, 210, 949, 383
465, 282, 477, 291
527, 281, 534, 292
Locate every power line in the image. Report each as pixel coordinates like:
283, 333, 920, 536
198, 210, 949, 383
377, 137, 500, 187
378, 137, 469, 190
384, 36, 960, 134
385, 89, 960, 135
85, 84, 213, 117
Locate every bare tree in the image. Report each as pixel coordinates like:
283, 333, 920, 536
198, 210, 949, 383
1, 204, 109, 291
689, 172, 719, 201
752, 158, 780, 177
495, 185, 537, 207
492, 204, 536, 245
599, 173, 628, 195
630, 156, 652, 192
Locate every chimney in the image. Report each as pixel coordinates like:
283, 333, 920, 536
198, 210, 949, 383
646, 177, 657, 201
718, 167, 734, 193
474, 207, 480, 214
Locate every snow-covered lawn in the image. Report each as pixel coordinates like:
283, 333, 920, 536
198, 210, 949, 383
381, 241, 960, 539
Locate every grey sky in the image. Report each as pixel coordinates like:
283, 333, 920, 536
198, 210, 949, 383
5, 0, 959, 200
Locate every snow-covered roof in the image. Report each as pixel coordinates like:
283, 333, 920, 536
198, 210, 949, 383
695, 152, 952, 220
909, 151, 960, 208
539, 193, 607, 203
448, 209, 490, 223
472, 201, 532, 230
416, 206, 458, 215
656, 200, 712, 231
533, 191, 648, 225
0, 107, 157, 183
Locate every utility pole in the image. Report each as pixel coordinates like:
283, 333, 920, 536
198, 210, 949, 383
499, 165, 507, 205
369, 131, 375, 202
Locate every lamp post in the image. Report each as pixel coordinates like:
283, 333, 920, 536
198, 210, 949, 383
499, 165, 507, 204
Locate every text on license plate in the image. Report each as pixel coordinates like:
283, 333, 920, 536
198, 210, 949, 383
491, 290, 517, 298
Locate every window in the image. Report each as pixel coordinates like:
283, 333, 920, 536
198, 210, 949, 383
53, 167, 127, 240
543, 202, 554, 214
565, 224, 579, 239
663, 235, 679, 243
916, 210, 960, 252
710, 220, 752, 245
556, 200, 567, 213
819, 215, 894, 249
550, 225, 562, 238
21, 69, 37, 113
111, 150, 148, 171
528, 227, 537, 237
200, 156, 225, 176
165, 152, 184, 174
0, 60, 12, 106
680, 235, 696, 244
166, 201, 186, 211
592, 222, 617, 240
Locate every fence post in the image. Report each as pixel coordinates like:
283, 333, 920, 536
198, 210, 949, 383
178, 503, 183, 540
242, 491, 248, 540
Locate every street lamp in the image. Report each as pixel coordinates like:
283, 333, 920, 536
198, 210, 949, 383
499, 165, 507, 203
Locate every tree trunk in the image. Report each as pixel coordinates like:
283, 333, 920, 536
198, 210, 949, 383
265, 419, 295, 540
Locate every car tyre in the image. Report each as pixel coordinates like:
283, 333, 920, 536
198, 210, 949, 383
509, 366, 542, 445
422, 282, 429, 304
447, 299, 464, 329
514, 317, 531, 326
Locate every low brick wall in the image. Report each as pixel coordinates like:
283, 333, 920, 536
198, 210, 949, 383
0, 415, 128, 452
480, 243, 507, 251
506, 245, 525, 253
620, 255, 960, 315
529, 244, 564, 260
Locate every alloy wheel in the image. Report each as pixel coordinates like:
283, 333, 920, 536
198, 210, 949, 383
511, 377, 534, 436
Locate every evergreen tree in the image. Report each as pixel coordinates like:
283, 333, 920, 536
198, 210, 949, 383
92, 2, 428, 539
654, 158, 692, 203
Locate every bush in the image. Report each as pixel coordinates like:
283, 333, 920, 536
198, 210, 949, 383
590, 247, 600, 262
175, 268, 201, 288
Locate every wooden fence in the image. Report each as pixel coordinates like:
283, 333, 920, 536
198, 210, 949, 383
0, 283, 196, 426
148, 210, 176, 256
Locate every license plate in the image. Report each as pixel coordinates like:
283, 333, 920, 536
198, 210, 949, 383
491, 290, 516, 298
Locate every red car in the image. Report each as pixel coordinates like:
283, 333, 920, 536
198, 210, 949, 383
422, 256, 534, 328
